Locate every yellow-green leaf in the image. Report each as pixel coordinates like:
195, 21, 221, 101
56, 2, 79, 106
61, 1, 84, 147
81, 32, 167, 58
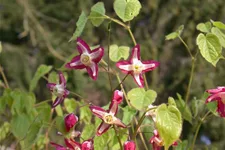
89, 2, 106, 27
109, 44, 130, 62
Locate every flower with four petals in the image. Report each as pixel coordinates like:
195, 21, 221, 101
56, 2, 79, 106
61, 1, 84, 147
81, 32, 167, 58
205, 86, 225, 117
47, 72, 70, 107
116, 44, 159, 87
65, 38, 104, 80
89, 90, 126, 136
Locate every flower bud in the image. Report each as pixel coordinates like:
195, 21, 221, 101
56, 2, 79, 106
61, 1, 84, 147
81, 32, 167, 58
113, 90, 123, 104
64, 113, 78, 132
124, 141, 136, 150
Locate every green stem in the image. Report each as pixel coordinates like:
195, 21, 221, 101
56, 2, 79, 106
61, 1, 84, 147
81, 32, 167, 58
113, 125, 123, 150
127, 28, 137, 45
116, 74, 130, 106
70, 91, 91, 104
0, 65, 10, 89
178, 36, 193, 59
34, 99, 52, 107
107, 21, 113, 91
190, 111, 211, 150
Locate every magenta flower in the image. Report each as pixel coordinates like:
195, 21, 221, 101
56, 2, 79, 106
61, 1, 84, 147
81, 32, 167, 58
65, 38, 104, 80
89, 90, 126, 136
124, 141, 136, 150
50, 142, 68, 150
149, 130, 177, 150
205, 86, 225, 117
47, 72, 69, 107
65, 138, 94, 150
64, 113, 78, 132
116, 45, 159, 87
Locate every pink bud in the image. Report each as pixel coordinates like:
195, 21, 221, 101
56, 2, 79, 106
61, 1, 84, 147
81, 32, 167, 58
64, 113, 78, 132
81, 139, 94, 150
113, 90, 123, 104
124, 141, 136, 150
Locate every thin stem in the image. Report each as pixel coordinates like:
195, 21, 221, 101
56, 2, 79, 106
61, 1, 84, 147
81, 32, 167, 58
127, 28, 137, 45
113, 125, 123, 150
178, 36, 193, 59
113, 74, 129, 91
105, 16, 127, 28
0, 65, 10, 88
143, 74, 149, 90
107, 21, 113, 91
34, 99, 52, 107
116, 74, 130, 106
70, 91, 91, 104
191, 111, 211, 150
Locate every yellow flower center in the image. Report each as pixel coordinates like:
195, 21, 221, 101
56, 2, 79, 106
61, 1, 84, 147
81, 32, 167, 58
103, 114, 114, 124
80, 54, 91, 66
132, 64, 143, 73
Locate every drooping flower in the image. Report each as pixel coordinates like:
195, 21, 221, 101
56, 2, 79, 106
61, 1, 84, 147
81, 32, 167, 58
47, 72, 70, 107
89, 90, 126, 136
149, 130, 177, 150
205, 86, 225, 117
124, 141, 136, 150
116, 44, 159, 88
65, 38, 104, 80
64, 113, 78, 132
65, 138, 94, 150
50, 142, 68, 150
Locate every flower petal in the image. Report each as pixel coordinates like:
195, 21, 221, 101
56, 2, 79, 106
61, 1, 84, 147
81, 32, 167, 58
50, 142, 67, 150
206, 94, 221, 103
47, 83, 56, 92
58, 72, 66, 86
113, 90, 123, 104
112, 117, 126, 128
64, 89, 70, 97
81, 139, 94, 150
77, 38, 91, 54
65, 55, 86, 69
96, 122, 111, 136
217, 100, 225, 117
86, 62, 98, 80
124, 141, 136, 150
64, 113, 78, 132
108, 101, 118, 116
52, 97, 64, 108
89, 106, 107, 119
90, 47, 104, 63
142, 60, 160, 73
132, 73, 144, 88
116, 61, 133, 74
206, 86, 225, 94
130, 45, 141, 63
65, 138, 81, 149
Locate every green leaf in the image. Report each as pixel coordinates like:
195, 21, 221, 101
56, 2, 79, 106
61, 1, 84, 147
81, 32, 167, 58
64, 98, 78, 113
127, 88, 157, 111
168, 97, 176, 106
176, 140, 188, 150
109, 44, 130, 62
55, 116, 67, 135
211, 20, 225, 30
89, 2, 106, 27
196, 22, 212, 33
69, 11, 88, 42
211, 27, 225, 48
29, 65, 52, 92
122, 106, 137, 124
81, 124, 95, 140
165, 25, 184, 40
79, 103, 92, 123
196, 33, 222, 66
36, 103, 51, 123
11, 113, 31, 139
114, 0, 141, 22
156, 104, 182, 149
206, 101, 218, 116
175, 93, 192, 124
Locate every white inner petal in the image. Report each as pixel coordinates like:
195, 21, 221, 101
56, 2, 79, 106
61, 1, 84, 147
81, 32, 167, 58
90, 63, 96, 76
134, 74, 142, 86
99, 123, 110, 133
143, 63, 155, 70
70, 60, 82, 67
77, 41, 88, 53
93, 109, 105, 117
119, 64, 133, 71
90, 48, 102, 60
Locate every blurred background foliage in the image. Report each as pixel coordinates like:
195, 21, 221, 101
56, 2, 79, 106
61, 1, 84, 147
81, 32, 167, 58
0, 0, 225, 149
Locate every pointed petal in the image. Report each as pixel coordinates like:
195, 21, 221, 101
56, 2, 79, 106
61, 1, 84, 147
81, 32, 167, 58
81, 139, 94, 150
86, 62, 98, 80
96, 122, 111, 136
58, 72, 66, 86
65, 138, 81, 149
77, 38, 91, 54
50, 142, 67, 150
65, 55, 86, 69
206, 94, 221, 103
132, 73, 144, 88
206, 86, 225, 94
130, 45, 141, 63
113, 90, 123, 104
90, 106, 107, 119
108, 101, 118, 115
112, 117, 126, 128
47, 83, 56, 92
217, 100, 225, 117
52, 97, 64, 108
142, 60, 160, 73
116, 61, 133, 74
90, 47, 104, 63
64, 89, 70, 97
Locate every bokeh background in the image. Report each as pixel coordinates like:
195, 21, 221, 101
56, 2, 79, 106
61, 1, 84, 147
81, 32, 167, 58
1, 0, 225, 149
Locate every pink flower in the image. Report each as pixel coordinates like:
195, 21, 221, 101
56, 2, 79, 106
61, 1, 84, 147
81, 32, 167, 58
65, 138, 94, 150
124, 141, 136, 150
65, 38, 104, 80
116, 45, 159, 88
64, 113, 78, 132
47, 72, 70, 107
205, 86, 225, 117
89, 90, 126, 136
50, 142, 68, 150
149, 130, 177, 150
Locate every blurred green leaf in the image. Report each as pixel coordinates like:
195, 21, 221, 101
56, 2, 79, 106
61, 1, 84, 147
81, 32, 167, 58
206, 101, 218, 116
191, 98, 205, 118
79, 103, 92, 123
114, 0, 141, 22
64, 98, 78, 113
69, 11, 88, 42
109, 44, 130, 62
196, 33, 222, 66
156, 104, 182, 150
168, 97, 176, 106
165, 25, 184, 40
196, 22, 212, 33
81, 124, 95, 140
128, 88, 157, 111
89, 2, 106, 27
29, 65, 52, 92
211, 20, 225, 30
122, 106, 137, 124
36, 103, 51, 123
176, 140, 188, 150
211, 27, 225, 48
55, 116, 67, 135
